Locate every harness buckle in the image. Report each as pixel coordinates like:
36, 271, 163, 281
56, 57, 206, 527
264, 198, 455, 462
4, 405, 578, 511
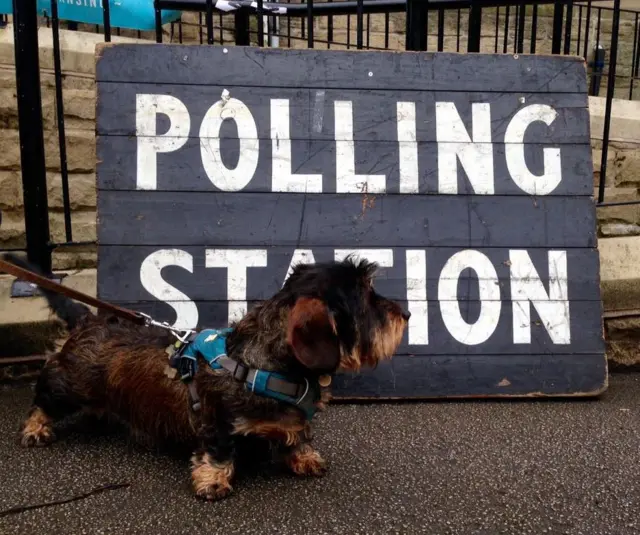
232, 362, 249, 382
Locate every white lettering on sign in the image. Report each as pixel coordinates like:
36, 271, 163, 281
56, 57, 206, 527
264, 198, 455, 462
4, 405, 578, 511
139, 249, 199, 329
282, 249, 316, 286
133, 94, 570, 196
334, 101, 387, 193
504, 104, 562, 195
406, 250, 428, 345
136, 94, 190, 191
436, 102, 494, 195
200, 95, 259, 191
137, 247, 574, 346
397, 102, 419, 194
510, 250, 570, 344
205, 249, 268, 324
271, 99, 323, 192
438, 250, 501, 345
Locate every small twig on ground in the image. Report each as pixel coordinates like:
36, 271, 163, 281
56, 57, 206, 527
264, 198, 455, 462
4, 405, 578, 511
0, 482, 130, 518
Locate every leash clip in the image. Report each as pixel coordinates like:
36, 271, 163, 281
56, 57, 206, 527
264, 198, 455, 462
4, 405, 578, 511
137, 312, 195, 342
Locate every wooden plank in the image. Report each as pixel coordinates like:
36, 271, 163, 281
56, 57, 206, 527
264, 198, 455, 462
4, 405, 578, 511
97, 138, 594, 196
97, 246, 601, 302
108, 300, 604, 356
96, 46, 588, 94
96, 84, 589, 143
97, 192, 597, 248
330, 354, 607, 399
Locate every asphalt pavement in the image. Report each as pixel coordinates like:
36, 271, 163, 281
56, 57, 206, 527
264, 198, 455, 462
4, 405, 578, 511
2, 375, 640, 535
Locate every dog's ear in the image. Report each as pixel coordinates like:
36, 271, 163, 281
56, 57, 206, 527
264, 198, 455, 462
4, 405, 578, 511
287, 297, 341, 372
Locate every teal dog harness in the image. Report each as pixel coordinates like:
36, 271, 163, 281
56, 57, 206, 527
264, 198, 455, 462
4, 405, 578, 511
166, 328, 321, 420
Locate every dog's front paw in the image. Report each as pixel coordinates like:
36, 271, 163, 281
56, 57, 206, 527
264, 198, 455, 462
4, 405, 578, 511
286, 444, 327, 477
191, 454, 234, 501
20, 408, 55, 447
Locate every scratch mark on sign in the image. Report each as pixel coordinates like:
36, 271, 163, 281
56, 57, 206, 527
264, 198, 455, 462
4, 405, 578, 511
498, 378, 511, 387
312, 90, 325, 133
358, 182, 376, 219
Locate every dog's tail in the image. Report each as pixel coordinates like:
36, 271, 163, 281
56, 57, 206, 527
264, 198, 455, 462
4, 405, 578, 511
1, 253, 93, 330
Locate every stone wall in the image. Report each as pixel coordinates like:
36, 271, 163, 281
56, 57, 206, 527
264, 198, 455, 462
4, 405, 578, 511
0, 9, 639, 269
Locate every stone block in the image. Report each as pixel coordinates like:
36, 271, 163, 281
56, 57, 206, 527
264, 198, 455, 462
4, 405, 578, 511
49, 209, 96, 244
601, 223, 640, 236
0, 171, 21, 209
0, 210, 25, 249
52, 248, 97, 270
62, 89, 96, 123
44, 129, 95, 173
47, 173, 96, 210
0, 130, 22, 171
613, 150, 640, 187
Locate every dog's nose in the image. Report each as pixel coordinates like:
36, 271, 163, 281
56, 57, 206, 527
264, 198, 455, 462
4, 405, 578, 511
402, 311, 411, 321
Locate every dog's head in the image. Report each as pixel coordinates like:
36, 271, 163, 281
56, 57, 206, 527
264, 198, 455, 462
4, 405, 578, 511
282, 257, 409, 374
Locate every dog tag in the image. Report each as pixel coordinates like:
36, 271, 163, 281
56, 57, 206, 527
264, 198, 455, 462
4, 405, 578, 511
318, 375, 332, 387
163, 365, 178, 379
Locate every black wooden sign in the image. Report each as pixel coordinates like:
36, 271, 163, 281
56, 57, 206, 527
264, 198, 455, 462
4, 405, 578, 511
95, 45, 606, 399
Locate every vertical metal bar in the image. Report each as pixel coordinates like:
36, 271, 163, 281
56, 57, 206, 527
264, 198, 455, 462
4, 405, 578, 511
583, 0, 592, 59
154, 0, 163, 42
437, 8, 444, 52
468, 4, 482, 53
366, 13, 371, 49
328, 0, 334, 48
50, 0, 72, 243
503, 5, 510, 53
385, 11, 389, 49
598, 0, 621, 204
563, 0, 573, 55
635, 15, 640, 78
13, 0, 51, 272
513, 4, 519, 54
234, 9, 250, 46
178, 17, 183, 43
206, 0, 214, 44
257, 0, 264, 46
458, 8, 462, 52
530, 4, 538, 53
630, 13, 639, 100
494, 7, 500, 53
347, 14, 351, 49
307, 0, 314, 48
517, 3, 525, 54
551, 0, 563, 54
595, 8, 602, 54
287, 10, 291, 48
220, 13, 224, 45
102, 0, 111, 41
576, 5, 583, 55
356, 0, 363, 50
405, 0, 427, 51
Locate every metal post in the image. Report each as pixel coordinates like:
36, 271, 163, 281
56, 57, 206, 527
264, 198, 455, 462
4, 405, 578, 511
598, 0, 621, 204
551, 0, 564, 54
235, 9, 250, 46
13, 0, 51, 273
406, 0, 427, 51
468, 3, 482, 53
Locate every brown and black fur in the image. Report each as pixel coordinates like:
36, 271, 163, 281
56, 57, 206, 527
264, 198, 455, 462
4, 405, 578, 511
7, 253, 409, 500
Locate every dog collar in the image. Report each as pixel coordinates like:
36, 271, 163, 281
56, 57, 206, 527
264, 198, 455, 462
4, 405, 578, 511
169, 328, 321, 420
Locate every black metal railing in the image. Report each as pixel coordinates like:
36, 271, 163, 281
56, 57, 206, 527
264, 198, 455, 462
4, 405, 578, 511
5, 0, 640, 273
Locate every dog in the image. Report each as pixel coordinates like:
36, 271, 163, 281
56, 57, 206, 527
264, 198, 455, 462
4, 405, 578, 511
6, 253, 409, 500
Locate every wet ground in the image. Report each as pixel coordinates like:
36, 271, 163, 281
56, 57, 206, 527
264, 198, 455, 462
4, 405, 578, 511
1, 375, 640, 534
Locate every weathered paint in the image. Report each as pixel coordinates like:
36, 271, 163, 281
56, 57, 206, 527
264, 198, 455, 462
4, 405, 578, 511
95, 45, 605, 399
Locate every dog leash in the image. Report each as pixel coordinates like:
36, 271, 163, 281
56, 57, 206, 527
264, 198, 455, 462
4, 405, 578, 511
0, 257, 192, 339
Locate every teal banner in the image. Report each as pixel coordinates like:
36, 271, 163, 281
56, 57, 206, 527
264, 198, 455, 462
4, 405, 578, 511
0, 1, 181, 31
